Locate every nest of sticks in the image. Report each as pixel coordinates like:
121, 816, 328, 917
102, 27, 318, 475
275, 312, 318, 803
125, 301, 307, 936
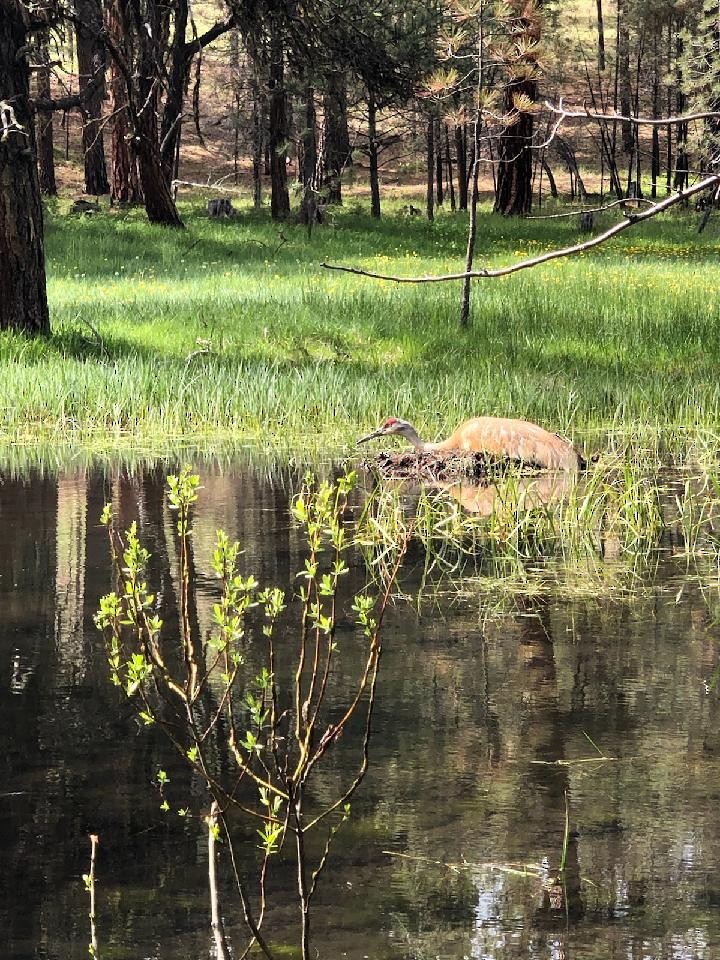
363, 449, 519, 483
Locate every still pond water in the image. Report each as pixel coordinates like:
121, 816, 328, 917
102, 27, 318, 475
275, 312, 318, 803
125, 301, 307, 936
1, 458, 719, 960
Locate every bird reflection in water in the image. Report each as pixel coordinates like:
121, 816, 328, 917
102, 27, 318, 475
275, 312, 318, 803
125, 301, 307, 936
431, 470, 576, 517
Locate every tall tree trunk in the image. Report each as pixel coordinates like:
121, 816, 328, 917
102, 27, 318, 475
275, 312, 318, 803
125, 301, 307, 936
435, 116, 443, 206
34, 22, 57, 196
135, 104, 183, 226
617, 0, 633, 155
651, 36, 660, 198
666, 19, 673, 194
445, 124, 456, 211
455, 124, 467, 210
494, 96, 536, 215
596, 0, 606, 72
299, 85, 317, 226
107, 0, 141, 204
249, 37, 264, 208
368, 93, 381, 219
323, 71, 350, 204
494, 2, 540, 216
459, 123, 481, 327
269, 24, 290, 220
230, 28, 241, 184
158, 0, 188, 184
0, 1, 50, 334
426, 113, 434, 221
75, 0, 109, 195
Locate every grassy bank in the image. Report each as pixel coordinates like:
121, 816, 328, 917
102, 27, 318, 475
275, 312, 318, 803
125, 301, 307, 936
2, 195, 719, 461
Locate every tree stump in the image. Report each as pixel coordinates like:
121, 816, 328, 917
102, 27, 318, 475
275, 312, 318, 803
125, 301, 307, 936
208, 198, 236, 218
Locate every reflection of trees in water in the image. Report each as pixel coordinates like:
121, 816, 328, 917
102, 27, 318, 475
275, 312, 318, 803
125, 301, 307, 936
1, 463, 720, 959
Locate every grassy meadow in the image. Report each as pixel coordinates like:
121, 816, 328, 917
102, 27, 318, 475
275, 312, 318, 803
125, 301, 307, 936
3, 194, 720, 463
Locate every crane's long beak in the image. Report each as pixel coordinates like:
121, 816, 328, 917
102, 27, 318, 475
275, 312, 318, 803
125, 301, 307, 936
356, 427, 383, 445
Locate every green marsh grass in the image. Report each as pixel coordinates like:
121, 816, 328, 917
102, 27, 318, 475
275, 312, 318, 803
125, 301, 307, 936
355, 456, 720, 611
3, 194, 720, 460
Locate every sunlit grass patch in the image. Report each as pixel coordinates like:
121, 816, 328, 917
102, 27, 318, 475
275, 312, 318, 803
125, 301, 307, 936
1, 195, 719, 459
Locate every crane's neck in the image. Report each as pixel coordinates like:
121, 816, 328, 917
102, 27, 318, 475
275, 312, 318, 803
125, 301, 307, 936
401, 425, 431, 452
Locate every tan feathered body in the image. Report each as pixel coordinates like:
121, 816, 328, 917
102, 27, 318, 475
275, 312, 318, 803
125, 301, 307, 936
357, 416, 582, 471
425, 417, 581, 471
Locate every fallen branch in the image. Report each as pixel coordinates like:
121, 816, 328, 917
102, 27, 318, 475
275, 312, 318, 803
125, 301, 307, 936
526, 196, 655, 220
322, 173, 720, 285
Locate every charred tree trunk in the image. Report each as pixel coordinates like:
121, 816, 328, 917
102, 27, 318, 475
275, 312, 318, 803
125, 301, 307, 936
323, 71, 350, 204
651, 37, 660, 198
426, 113, 434, 221
249, 38, 264, 208
596, 0, 606, 72
107, 0, 141, 204
368, 92, 381, 219
445, 124, 456, 211
76, 0, 109, 195
0, 1, 50, 334
435, 117, 443, 206
34, 23, 57, 196
135, 103, 183, 226
494, 1, 541, 217
455, 124, 467, 210
158, 0, 188, 185
269, 24, 290, 220
133, 10, 184, 228
617, 0, 633, 156
459, 122, 481, 328
494, 90, 536, 216
299, 85, 317, 226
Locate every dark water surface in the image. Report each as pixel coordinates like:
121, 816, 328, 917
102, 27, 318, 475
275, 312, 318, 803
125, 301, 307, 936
1, 460, 719, 960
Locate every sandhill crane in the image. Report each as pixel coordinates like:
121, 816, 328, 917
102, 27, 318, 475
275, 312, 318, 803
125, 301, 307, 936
357, 416, 584, 471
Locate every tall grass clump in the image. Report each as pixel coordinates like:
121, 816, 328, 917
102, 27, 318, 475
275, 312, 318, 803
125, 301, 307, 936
356, 457, 672, 601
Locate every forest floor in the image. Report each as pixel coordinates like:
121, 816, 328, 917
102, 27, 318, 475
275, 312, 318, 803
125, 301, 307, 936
2, 191, 719, 473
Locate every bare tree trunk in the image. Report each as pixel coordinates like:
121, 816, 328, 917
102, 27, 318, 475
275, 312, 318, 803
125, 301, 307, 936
269, 24, 290, 220
666, 19, 673, 194
495, 104, 535, 215
455, 124, 467, 209
107, 0, 141, 204
34, 20, 57, 196
158, 0, 188, 184
596, 0, 606, 72
459, 124, 480, 327
135, 103, 184, 226
0, 1, 50, 334
445, 124, 456, 210
617, 0, 633, 155
368, 93, 381, 219
494, 3, 540, 216
651, 36, 660, 198
435, 116, 443, 206
246, 34, 264, 207
230, 28, 241, 186
299, 85, 317, 227
426, 114, 434, 221
542, 159, 558, 197
323, 71, 350, 204
75, 0, 109, 195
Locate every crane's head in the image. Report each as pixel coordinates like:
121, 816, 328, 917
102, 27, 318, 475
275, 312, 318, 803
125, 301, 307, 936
356, 417, 414, 445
